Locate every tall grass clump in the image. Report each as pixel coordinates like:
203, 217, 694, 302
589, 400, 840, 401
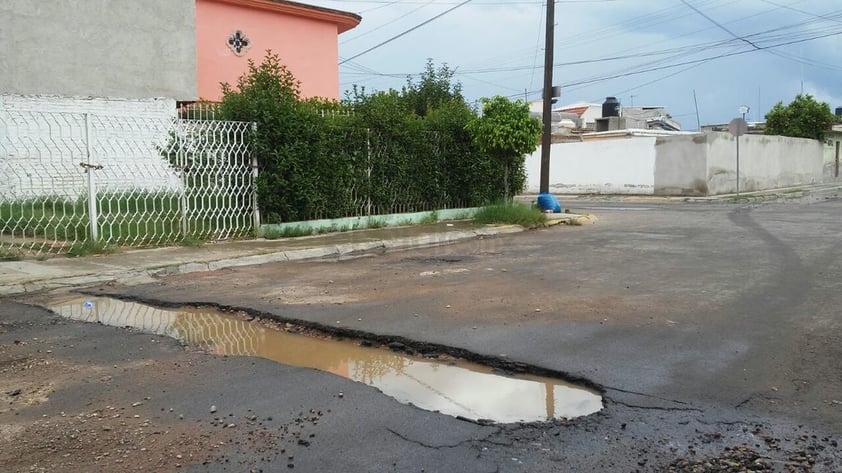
473, 202, 547, 228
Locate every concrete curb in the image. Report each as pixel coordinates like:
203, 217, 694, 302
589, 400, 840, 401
684, 183, 842, 203
545, 213, 598, 226
1, 225, 524, 297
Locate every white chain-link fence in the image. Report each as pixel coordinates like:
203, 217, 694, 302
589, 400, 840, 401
1, 110, 257, 256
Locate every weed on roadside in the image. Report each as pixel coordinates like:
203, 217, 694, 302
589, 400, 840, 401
67, 240, 117, 257
419, 211, 439, 224
473, 202, 547, 228
0, 249, 24, 261
179, 236, 206, 247
263, 225, 313, 240
366, 217, 387, 229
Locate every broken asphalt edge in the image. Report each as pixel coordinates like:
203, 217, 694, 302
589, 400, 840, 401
1, 226, 525, 297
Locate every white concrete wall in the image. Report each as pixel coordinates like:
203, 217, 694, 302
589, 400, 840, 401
705, 132, 823, 194
0, 95, 181, 199
524, 132, 825, 196
654, 134, 709, 195
525, 137, 657, 194
0, 0, 196, 100
823, 134, 841, 181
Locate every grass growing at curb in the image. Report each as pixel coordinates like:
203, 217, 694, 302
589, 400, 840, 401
263, 225, 314, 240
0, 249, 24, 261
473, 202, 547, 228
419, 210, 439, 224
366, 217, 387, 229
67, 240, 117, 257
179, 236, 206, 247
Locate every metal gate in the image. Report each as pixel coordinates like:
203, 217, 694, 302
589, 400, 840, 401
0, 110, 257, 256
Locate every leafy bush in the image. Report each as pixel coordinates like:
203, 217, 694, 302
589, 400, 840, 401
218, 53, 526, 223
765, 94, 835, 141
467, 96, 542, 200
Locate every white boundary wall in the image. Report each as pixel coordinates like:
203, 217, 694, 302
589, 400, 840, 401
0, 95, 181, 198
703, 133, 823, 194
526, 132, 825, 196
525, 137, 657, 194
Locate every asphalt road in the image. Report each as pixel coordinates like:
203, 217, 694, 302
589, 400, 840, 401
3, 199, 841, 472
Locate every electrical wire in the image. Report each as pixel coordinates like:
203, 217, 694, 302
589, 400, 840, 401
341, 0, 438, 45
339, 0, 473, 64
334, 0, 841, 104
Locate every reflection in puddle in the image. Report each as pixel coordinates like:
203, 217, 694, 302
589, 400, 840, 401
48, 296, 602, 423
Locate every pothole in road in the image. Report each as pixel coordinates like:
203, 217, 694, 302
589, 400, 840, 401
45, 296, 602, 424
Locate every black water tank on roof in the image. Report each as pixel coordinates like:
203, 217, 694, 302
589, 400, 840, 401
602, 96, 620, 118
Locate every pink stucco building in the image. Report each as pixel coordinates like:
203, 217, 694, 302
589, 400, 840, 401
195, 0, 361, 101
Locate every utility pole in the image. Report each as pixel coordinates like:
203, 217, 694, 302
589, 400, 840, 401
539, 0, 555, 194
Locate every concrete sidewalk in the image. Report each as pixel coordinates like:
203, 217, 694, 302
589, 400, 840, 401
0, 221, 525, 297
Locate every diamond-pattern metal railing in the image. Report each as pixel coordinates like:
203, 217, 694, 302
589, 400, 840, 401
1, 110, 256, 256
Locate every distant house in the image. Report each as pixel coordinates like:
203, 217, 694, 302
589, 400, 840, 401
196, 0, 361, 101
555, 102, 603, 129
529, 99, 680, 132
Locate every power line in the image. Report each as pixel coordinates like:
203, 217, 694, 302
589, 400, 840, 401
679, 0, 761, 49
341, 0, 437, 45
507, 28, 842, 100
680, 1, 842, 72
339, 0, 473, 64
590, 31, 839, 86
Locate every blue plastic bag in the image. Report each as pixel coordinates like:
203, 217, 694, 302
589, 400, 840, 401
536, 193, 562, 213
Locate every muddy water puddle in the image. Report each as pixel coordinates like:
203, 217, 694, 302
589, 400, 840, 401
46, 296, 602, 423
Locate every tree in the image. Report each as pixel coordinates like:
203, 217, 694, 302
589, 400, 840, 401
765, 94, 835, 141
218, 51, 328, 223
402, 59, 464, 118
466, 96, 542, 200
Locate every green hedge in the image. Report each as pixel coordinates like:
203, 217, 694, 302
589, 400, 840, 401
218, 54, 524, 223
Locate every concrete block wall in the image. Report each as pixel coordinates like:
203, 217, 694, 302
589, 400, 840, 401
525, 137, 657, 194
0, 0, 196, 100
704, 133, 823, 194
654, 134, 709, 195
526, 132, 825, 196
824, 134, 842, 181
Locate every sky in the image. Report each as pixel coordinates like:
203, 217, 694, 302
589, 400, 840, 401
306, 0, 842, 130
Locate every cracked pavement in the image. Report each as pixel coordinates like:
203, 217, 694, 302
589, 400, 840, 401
3, 199, 842, 471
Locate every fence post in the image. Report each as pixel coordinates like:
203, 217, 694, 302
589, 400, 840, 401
177, 121, 189, 237
250, 123, 261, 235
84, 113, 99, 241
366, 128, 372, 217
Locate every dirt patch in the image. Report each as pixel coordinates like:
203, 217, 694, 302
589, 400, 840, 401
0, 302, 329, 472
